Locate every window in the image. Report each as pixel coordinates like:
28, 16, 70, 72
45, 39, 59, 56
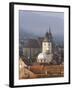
48, 43, 50, 46
44, 43, 46, 46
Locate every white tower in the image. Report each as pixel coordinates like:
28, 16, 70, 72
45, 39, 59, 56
42, 29, 52, 54
37, 28, 53, 64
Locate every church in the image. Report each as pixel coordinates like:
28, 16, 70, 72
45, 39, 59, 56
37, 29, 53, 64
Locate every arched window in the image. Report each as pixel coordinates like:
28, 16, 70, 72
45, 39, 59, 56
41, 59, 42, 63
44, 59, 46, 63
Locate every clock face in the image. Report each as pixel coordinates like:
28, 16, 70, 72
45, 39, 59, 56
43, 42, 48, 46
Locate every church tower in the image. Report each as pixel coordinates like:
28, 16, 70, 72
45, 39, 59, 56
42, 27, 52, 54
37, 27, 53, 64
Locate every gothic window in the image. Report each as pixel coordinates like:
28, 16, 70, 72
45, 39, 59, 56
41, 59, 42, 63
48, 43, 50, 46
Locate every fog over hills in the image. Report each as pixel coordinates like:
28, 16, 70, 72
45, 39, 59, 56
19, 10, 64, 44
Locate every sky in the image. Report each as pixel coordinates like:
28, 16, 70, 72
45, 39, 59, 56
19, 10, 64, 37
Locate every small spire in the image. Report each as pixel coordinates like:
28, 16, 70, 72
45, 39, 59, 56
49, 26, 51, 34
45, 32, 48, 37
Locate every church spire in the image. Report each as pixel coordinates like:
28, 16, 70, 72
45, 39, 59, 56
45, 32, 48, 38
49, 26, 51, 34
48, 26, 52, 42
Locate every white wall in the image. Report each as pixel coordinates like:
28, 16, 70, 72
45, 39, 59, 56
0, 0, 72, 89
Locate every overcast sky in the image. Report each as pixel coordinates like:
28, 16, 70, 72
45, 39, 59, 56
19, 10, 64, 37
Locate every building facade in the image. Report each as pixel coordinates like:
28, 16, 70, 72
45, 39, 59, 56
23, 39, 41, 61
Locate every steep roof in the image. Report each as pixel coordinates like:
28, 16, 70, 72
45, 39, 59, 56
43, 30, 53, 42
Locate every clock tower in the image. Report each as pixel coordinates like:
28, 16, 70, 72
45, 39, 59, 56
37, 27, 53, 64
42, 28, 52, 54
